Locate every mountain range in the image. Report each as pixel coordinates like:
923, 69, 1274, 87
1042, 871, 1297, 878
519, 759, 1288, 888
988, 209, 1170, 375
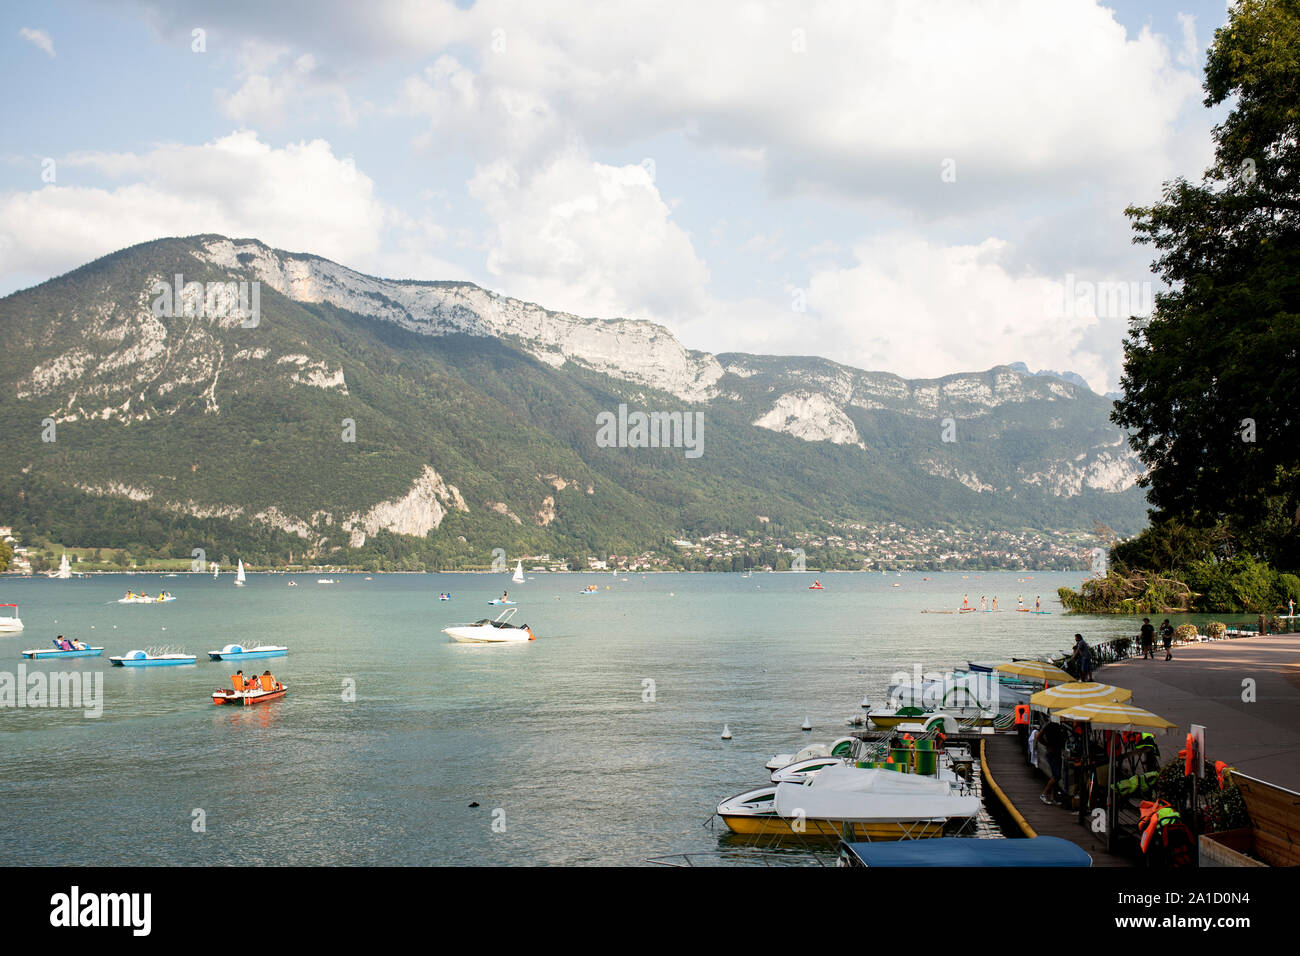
0, 235, 1146, 568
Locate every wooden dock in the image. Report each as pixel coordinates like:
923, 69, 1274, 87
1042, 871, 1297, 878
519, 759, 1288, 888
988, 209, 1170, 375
981, 732, 1134, 867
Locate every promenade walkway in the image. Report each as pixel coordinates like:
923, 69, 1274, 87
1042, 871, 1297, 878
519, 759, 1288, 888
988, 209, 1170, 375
1099, 633, 1300, 791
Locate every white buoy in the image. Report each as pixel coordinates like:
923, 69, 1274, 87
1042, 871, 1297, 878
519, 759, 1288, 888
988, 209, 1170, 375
801, 716, 812, 731
721, 724, 732, 740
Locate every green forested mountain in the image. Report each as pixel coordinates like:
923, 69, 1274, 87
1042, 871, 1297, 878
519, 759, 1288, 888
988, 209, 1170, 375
0, 235, 1144, 569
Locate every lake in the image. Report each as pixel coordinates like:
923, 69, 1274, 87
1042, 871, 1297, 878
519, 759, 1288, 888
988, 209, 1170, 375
0, 570, 1177, 865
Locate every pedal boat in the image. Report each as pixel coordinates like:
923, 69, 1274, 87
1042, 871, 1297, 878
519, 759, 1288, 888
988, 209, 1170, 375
23, 645, 104, 659
117, 595, 177, 604
207, 643, 288, 662
109, 650, 197, 667
213, 673, 287, 706
443, 607, 535, 643
717, 765, 978, 841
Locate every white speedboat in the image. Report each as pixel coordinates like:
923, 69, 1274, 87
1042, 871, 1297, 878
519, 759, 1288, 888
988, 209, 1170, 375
317, 578, 336, 585
443, 607, 535, 643
0, 603, 24, 633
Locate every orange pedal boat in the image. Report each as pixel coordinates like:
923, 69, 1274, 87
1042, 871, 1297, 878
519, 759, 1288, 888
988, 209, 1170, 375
213, 672, 287, 706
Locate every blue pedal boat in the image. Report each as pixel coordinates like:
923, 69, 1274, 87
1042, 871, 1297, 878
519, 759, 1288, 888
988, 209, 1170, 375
207, 643, 288, 662
109, 650, 197, 667
23, 645, 104, 659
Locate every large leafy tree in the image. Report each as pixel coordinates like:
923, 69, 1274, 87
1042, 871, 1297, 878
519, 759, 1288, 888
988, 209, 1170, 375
1115, 0, 1300, 570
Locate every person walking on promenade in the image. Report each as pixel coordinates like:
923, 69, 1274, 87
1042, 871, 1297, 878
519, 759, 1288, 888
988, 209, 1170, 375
1159, 619, 1175, 661
1139, 618, 1156, 660
1039, 720, 1066, 805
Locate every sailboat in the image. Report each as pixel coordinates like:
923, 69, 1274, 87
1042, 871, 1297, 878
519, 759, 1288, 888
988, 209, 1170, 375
47, 553, 72, 579
235, 559, 247, 587
512, 560, 525, 585
212, 562, 220, 580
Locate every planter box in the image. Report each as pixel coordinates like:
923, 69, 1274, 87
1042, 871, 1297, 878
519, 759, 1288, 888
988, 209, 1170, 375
1199, 829, 1266, 867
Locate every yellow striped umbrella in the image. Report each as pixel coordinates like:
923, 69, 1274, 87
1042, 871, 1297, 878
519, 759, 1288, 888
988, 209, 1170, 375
1052, 701, 1176, 733
993, 660, 1073, 684
1029, 681, 1132, 713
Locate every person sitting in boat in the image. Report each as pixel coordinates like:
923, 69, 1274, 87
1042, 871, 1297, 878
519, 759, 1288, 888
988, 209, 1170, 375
259, 670, 279, 691
54, 635, 71, 651
71, 637, 87, 651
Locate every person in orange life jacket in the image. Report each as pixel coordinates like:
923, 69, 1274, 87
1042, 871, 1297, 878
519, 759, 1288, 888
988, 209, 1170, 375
1014, 704, 1031, 762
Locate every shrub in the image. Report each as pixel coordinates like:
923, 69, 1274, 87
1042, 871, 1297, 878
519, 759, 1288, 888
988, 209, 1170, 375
1205, 621, 1226, 639
1174, 623, 1198, 641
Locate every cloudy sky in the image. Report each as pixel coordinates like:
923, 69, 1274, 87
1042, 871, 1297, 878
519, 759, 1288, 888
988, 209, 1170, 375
2, 0, 1232, 392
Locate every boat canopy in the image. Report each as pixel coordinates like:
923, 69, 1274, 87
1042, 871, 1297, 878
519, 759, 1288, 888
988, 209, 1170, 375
841, 835, 1092, 867
773, 765, 979, 822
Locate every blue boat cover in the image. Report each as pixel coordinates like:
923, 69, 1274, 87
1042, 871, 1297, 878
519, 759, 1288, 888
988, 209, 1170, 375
841, 836, 1091, 867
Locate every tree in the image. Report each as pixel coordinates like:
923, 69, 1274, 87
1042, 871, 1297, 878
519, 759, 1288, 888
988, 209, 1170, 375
1114, 0, 1300, 571
0, 539, 10, 572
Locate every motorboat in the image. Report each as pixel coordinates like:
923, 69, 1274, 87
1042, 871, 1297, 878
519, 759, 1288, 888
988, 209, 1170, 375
317, 578, 336, 584
0, 603, 23, 633
117, 592, 176, 604
488, 598, 515, 605
110, 649, 197, 667
443, 607, 535, 643
213, 672, 287, 706
23, 643, 103, 659
207, 643, 288, 662
765, 737, 855, 771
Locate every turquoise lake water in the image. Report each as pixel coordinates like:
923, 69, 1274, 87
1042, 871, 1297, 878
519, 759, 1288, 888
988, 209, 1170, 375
0, 571, 1194, 865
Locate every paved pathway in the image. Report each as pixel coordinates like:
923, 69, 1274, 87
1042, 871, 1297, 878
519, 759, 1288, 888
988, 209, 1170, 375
1097, 633, 1300, 791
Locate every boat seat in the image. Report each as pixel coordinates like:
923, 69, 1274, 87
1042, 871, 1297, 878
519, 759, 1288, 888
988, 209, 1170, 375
259, 675, 274, 691
231, 674, 245, 691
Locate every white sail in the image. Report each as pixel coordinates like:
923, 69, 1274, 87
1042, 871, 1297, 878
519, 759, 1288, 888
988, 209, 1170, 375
212, 562, 219, 579
512, 560, 525, 584
48, 553, 72, 579
235, 559, 246, 586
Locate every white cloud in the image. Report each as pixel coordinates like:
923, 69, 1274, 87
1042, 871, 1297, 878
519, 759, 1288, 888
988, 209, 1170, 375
392, 1, 1203, 212
1176, 13, 1200, 67
688, 235, 1127, 393
19, 27, 55, 57
0, 132, 402, 289
217, 43, 358, 128
468, 149, 710, 323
